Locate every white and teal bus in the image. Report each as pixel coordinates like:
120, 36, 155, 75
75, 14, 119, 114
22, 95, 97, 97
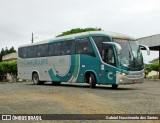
18, 31, 150, 88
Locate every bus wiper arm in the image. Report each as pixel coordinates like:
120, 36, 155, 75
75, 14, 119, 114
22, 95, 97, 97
133, 57, 142, 69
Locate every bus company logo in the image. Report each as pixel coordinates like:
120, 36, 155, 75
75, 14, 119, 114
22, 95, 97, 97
108, 72, 113, 80
2, 115, 11, 120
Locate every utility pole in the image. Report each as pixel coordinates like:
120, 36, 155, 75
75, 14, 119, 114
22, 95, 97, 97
31, 33, 33, 43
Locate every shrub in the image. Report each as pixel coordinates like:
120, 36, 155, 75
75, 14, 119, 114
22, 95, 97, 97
0, 61, 17, 82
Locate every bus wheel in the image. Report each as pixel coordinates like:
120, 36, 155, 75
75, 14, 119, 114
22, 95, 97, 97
112, 84, 118, 89
89, 73, 96, 88
32, 73, 44, 85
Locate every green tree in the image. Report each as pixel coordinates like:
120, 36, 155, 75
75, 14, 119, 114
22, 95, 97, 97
56, 27, 102, 37
0, 46, 17, 81
145, 60, 159, 79
0, 47, 17, 62
5, 47, 9, 54
0, 48, 5, 61
0, 61, 17, 82
150, 61, 159, 72
9, 47, 16, 53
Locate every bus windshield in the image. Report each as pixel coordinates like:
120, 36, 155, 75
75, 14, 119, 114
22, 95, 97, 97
113, 39, 144, 69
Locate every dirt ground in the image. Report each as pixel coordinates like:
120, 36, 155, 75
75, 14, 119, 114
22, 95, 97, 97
0, 80, 159, 123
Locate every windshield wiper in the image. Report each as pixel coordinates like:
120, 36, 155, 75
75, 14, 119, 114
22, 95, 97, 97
133, 57, 142, 69
128, 42, 142, 69
129, 50, 141, 68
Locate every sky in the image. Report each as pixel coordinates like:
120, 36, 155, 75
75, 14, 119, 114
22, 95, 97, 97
0, 0, 160, 62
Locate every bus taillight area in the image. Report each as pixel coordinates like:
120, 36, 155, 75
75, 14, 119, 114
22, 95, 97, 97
116, 70, 144, 85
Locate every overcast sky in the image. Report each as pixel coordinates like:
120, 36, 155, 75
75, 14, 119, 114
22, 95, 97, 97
0, 0, 159, 62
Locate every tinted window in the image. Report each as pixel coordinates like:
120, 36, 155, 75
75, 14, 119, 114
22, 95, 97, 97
48, 42, 61, 56
61, 41, 75, 55
104, 46, 116, 66
18, 47, 27, 58
92, 36, 111, 56
37, 44, 48, 57
27, 46, 37, 58
48, 43, 54, 56
76, 38, 94, 55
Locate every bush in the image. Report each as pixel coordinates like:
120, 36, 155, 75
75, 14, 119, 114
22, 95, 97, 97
150, 61, 159, 72
144, 65, 152, 78
145, 60, 159, 79
0, 61, 17, 82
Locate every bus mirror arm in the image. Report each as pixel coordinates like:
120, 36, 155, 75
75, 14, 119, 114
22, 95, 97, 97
139, 44, 150, 55
102, 42, 122, 55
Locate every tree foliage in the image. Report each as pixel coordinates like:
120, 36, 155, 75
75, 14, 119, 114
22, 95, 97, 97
0, 61, 17, 75
56, 27, 102, 37
0, 61, 17, 82
144, 65, 152, 78
0, 46, 17, 81
150, 60, 159, 72
144, 60, 159, 78
0, 47, 16, 61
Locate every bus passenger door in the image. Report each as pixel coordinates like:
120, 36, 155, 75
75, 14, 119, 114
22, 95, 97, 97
102, 46, 116, 84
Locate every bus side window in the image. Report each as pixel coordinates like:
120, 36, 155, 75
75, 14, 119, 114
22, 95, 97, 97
18, 47, 27, 58
61, 42, 68, 55
105, 47, 116, 66
54, 42, 61, 56
37, 44, 48, 57
61, 41, 75, 55
48, 43, 54, 56
23, 48, 28, 58
76, 38, 95, 56
27, 46, 37, 58
48, 42, 61, 56
92, 36, 111, 56
70, 41, 75, 55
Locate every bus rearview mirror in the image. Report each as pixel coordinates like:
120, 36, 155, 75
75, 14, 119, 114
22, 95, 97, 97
139, 44, 150, 55
102, 42, 122, 55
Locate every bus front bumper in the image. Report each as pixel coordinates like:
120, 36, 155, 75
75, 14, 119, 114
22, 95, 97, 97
116, 70, 144, 85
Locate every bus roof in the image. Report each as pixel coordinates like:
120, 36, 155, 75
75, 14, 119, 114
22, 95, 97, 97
19, 31, 136, 48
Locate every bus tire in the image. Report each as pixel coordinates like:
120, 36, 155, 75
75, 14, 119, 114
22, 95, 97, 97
32, 73, 44, 85
112, 84, 118, 89
89, 73, 96, 88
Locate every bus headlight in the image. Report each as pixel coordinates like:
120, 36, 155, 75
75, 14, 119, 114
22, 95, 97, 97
121, 72, 126, 76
